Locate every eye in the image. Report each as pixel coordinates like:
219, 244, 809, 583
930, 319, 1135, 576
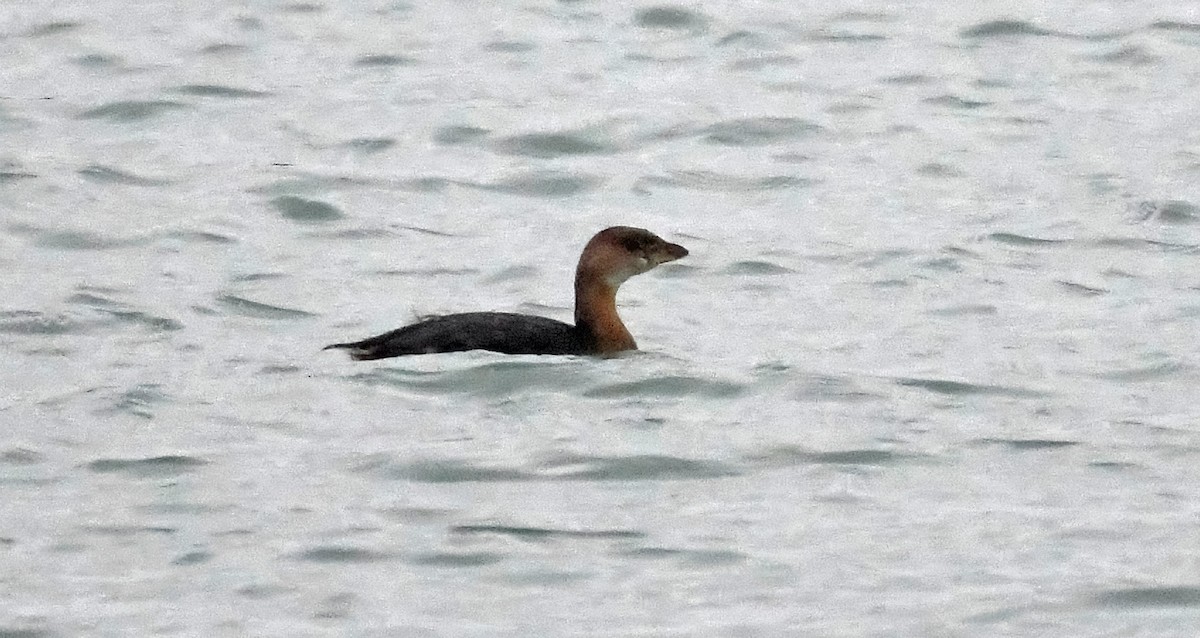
620, 236, 646, 253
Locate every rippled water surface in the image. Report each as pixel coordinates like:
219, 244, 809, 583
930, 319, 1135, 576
3, 1, 1200, 635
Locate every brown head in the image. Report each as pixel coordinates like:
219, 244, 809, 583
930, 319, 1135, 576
575, 226, 689, 289
573, 226, 687, 353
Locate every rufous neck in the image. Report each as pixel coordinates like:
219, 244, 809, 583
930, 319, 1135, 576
574, 272, 636, 354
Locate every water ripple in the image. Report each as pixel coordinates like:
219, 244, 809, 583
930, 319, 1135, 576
960, 19, 1127, 41
451, 524, 645, 541
354, 54, 418, 67
463, 171, 602, 198
173, 550, 213, 566
702, 117, 822, 146
0, 171, 37, 183
270, 195, 344, 223
25, 20, 83, 36
635, 170, 811, 192
541, 453, 740, 480
0, 626, 55, 638
294, 546, 395, 563
1092, 45, 1160, 66
987, 232, 1069, 247
930, 304, 998, 317
960, 20, 1057, 39
806, 29, 887, 43
1149, 21, 1200, 33
723, 260, 793, 275
248, 175, 372, 197
1, 448, 45, 465
0, 310, 88, 335
484, 40, 536, 53
896, 377, 1048, 398
583, 375, 745, 399
347, 360, 590, 396
1092, 361, 1189, 382
343, 137, 396, 153
408, 552, 504, 567
5, 300, 176, 336
433, 125, 490, 145
366, 458, 535, 483
483, 265, 539, 284
27, 228, 149, 250
617, 546, 746, 565
916, 162, 964, 178
236, 583, 291, 600
881, 73, 933, 85
1087, 460, 1139, 471
728, 54, 800, 71
216, 295, 316, 320
747, 446, 922, 469
1136, 199, 1198, 224
165, 230, 238, 244
1091, 236, 1199, 253
972, 438, 1080, 451
492, 131, 621, 158
170, 84, 272, 98
361, 453, 740, 483
923, 95, 991, 109
715, 30, 774, 48
280, 3, 324, 14
1093, 586, 1200, 608
789, 374, 883, 403
396, 177, 451, 192
77, 164, 170, 186
1056, 280, 1107, 296
96, 384, 170, 419
634, 6, 709, 31
81, 524, 176, 536
79, 100, 188, 121
199, 43, 251, 56
86, 455, 208, 477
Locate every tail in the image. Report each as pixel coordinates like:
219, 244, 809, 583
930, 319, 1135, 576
322, 342, 370, 360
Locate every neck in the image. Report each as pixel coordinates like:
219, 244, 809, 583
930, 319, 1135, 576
574, 271, 636, 354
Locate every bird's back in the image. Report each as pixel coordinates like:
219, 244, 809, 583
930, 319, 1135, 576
324, 312, 585, 359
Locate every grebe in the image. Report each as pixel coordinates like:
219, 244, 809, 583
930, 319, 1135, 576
324, 226, 688, 359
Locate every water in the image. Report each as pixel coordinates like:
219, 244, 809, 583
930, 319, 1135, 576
3, 1, 1200, 635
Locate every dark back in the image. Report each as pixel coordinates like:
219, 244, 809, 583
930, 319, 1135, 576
346, 312, 585, 358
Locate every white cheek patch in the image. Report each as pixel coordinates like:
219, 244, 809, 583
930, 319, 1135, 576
606, 269, 633, 287
606, 260, 646, 287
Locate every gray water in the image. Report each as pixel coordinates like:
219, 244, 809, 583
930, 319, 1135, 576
3, 1, 1200, 635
